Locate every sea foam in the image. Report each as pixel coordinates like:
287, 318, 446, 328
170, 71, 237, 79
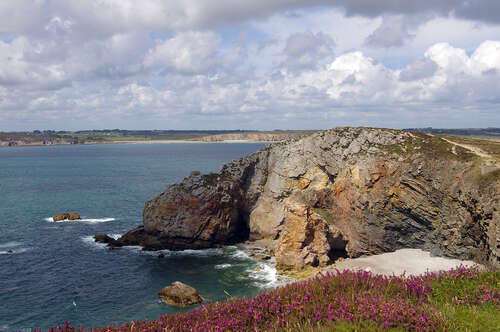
0, 241, 22, 249
45, 217, 116, 223
0, 242, 30, 255
215, 263, 232, 270
81, 234, 121, 249
124, 246, 225, 257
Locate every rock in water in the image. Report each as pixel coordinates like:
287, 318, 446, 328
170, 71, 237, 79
68, 212, 80, 220
158, 281, 204, 306
53, 213, 81, 221
118, 127, 500, 272
93, 234, 117, 246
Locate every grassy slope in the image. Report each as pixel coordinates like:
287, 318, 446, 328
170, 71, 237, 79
37, 267, 499, 332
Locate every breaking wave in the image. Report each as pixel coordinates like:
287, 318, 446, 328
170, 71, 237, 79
45, 217, 116, 223
0, 242, 30, 255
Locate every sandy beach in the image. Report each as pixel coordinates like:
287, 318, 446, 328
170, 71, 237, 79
325, 249, 481, 276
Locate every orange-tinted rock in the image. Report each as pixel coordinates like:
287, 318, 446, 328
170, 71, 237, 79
275, 198, 347, 272
53, 212, 80, 221
118, 127, 500, 271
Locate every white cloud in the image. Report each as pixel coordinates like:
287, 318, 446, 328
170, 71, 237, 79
1, 2, 500, 130
144, 31, 221, 74
2, 40, 500, 130
282, 31, 335, 72
365, 15, 417, 48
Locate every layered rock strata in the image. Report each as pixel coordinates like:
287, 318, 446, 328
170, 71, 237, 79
114, 127, 500, 272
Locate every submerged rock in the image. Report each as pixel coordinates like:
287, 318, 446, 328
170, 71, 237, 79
118, 127, 500, 272
158, 281, 204, 306
53, 213, 81, 221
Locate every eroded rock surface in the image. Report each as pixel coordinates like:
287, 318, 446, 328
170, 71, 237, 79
158, 281, 204, 306
115, 127, 500, 272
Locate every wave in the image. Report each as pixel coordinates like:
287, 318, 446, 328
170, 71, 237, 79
231, 249, 251, 261
0, 248, 29, 255
0, 243, 29, 255
0, 241, 30, 254
81, 234, 121, 249
81, 236, 107, 249
246, 262, 289, 289
215, 263, 232, 270
124, 246, 225, 257
0, 241, 22, 249
45, 217, 116, 223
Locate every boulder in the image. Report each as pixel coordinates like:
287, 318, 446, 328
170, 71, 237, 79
158, 281, 204, 306
53, 213, 81, 221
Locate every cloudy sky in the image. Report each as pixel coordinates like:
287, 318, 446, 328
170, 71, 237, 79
1, 1, 500, 131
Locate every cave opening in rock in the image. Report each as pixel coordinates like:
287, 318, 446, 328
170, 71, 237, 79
329, 234, 348, 262
234, 211, 251, 243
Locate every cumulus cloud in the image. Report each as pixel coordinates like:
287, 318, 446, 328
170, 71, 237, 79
399, 58, 438, 81
2, 1, 500, 39
282, 31, 335, 72
1, 1, 500, 130
365, 15, 416, 48
144, 31, 221, 75
2, 40, 499, 130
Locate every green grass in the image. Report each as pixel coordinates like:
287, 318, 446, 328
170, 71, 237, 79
379, 132, 477, 162
427, 270, 500, 332
474, 168, 500, 188
312, 207, 336, 224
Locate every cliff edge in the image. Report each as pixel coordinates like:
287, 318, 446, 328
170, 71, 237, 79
115, 127, 500, 272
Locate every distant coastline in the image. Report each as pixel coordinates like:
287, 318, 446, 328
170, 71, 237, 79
0, 129, 314, 148
3, 127, 499, 148
0, 138, 276, 148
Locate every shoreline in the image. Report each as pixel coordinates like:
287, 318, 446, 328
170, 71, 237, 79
0, 139, 278, 148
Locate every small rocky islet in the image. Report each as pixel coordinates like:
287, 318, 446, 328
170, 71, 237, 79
52, 212, 81, 222
97, 127, 500, 274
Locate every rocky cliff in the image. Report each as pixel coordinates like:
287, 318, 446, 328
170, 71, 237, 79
115, 127, 500, 272
190, 131, 314, 142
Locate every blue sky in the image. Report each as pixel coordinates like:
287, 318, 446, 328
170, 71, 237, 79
0, 1, 499, 131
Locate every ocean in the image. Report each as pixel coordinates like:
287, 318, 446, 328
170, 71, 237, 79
0, 142, 278, 331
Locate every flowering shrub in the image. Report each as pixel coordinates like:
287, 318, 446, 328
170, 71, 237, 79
33, 266, 499, 332
451, 286, 500, 306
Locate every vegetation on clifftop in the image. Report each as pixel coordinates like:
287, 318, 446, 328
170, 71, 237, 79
34, 266, 499, 332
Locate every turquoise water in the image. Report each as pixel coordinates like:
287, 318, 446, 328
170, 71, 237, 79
0, 143, 273, 331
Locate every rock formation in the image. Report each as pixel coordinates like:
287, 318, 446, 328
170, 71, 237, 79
113, 127, 500, 272
53, 213, 81, 221
158, 281, 204, 306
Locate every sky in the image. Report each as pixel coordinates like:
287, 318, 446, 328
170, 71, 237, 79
1, 1, 500, 131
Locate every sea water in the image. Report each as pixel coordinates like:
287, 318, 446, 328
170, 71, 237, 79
0, 142, 278, 331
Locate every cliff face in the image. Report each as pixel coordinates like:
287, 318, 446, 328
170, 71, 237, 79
117, 127, 500, 271
190, 131, 313, 142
